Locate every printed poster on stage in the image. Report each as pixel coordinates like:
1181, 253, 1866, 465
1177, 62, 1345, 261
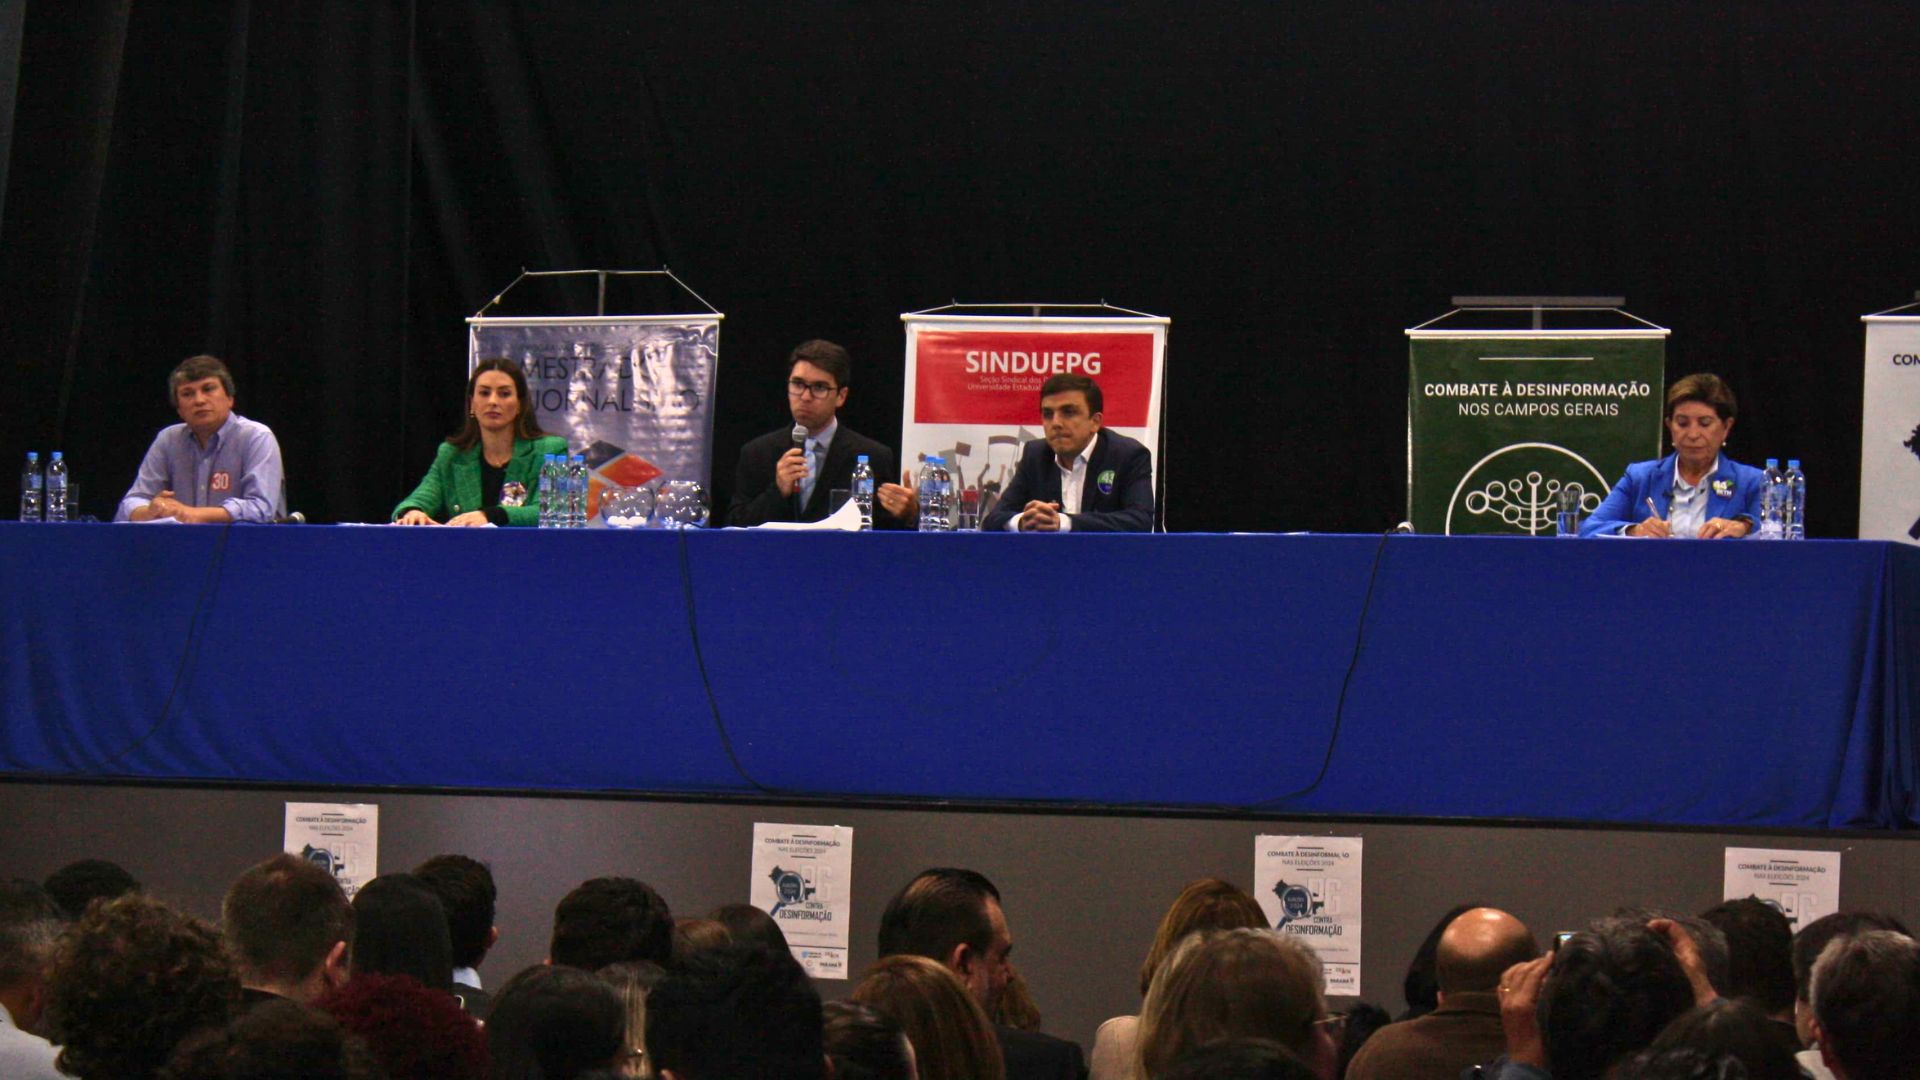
1255, 835, 1362, 995
1859, 312, 1920, 544
284, 803, 379, 899
1723, 847, 1841, 931
750, 823, 854, 979
468, 316, 721, 519
900, 313, 1167, 528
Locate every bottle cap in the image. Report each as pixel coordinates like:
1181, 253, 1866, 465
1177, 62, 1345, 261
1765, 458, 1779, 468
26, 452, 36, 462
857, 454, 868, 464
1787, 459, 1800, 469
49, 451, 61, 461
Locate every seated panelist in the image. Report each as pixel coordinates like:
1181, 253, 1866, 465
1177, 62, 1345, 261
116, 354, 285, 523
981, 373, 1154, 533
392, 358, 566, 526
1580, 373, 1763, 539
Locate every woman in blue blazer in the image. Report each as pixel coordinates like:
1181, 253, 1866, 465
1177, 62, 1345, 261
393, 358, 568, 527
1581, 373, 1764, 539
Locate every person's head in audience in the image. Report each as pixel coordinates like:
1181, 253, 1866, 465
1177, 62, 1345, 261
1336, 1003, 1392, 1077
1612, 907, 1731, 998
318, 970, 488, 1080
822, 1000, 917, 1080
1436, 906, 1538, 1000
159, 998, 382, 1080
1399, 903, 1482, 1020
851, 954, 1003, 1080
877, 868, 1012, 1008
671, 918, 730, 961
1634, 998, 1802, 1080
44, 893, 239, 1080
487, 964, 628, 1080
1699, 897, 1794, 1022
349, 873, 453, 991
43, 859, 140, 920
1157, 1038, 1320, 1080
1790, 911, 1908, 1048
1809, 928, 1920, 1080
598, 961, 666, 1079
221, 853, 352, 1005
0, 879, 62, 1039
1611, 1047, 1758, 1080
991, 961, 1043, 1031
414, 855, 500, 978
1138, 878, 1268, 997
709, 903, 790, 960
1535, 918, 1695, 1080
1135, 929, 1336, 1080
551, 877, 673, 971
646, 942, 825, 1080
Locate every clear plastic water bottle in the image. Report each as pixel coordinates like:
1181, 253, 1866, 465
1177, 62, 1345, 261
851, 455, 875, 531
44, 452, 68, 523
1756, 458, 1785, 540
19, 452, 42, 522
567, 454, 588, 528
1783, 460, 1805, 540
917, 455, 952, 532
537, 454, 559, 529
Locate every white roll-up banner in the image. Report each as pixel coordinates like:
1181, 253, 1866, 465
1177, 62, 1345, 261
1859, 310, 1920, 544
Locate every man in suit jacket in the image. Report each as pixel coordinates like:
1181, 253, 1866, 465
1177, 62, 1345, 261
727, 339, 917, 528
981, 374, 1153, 533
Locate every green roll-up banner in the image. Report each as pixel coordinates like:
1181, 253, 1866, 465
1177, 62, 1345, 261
1407, 310, 1666, 535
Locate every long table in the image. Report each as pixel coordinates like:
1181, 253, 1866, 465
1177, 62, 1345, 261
3, 523, 1914, 829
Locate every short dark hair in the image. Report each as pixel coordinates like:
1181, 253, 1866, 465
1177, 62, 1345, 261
1613, 907, 1730, 997
1811, 929, 1920, 1080
550, 877, 673, 971
44, 859, 141, 920
711, 902, 791, 960
170, 355, 236, 402
1792, 911, 1909, 1003
1538, 918, 1695, 1080
413, 855, 497, 970
1040, 373, 1102, 415
0, 879, 63, 988
789, 340, 851, 388
1635, 999, 1802, 1080
222, 853, 352, 984
1157, 1038, 1319, 1080
822, 1001, 915, 1080
876, 868, 1001, 963
159, 999, 382, 1080
1699, 897, 1795, 1015
486, 964, 628, 1080
349, 874, 452, 991
646, 943, 824, 1080
1665, 373, 1737, 422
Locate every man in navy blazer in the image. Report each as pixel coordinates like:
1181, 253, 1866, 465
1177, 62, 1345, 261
981, 374, 1154, 533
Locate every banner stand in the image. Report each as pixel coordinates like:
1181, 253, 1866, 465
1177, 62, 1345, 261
901, 302, 1170, 530
1859, 296, 1920, 544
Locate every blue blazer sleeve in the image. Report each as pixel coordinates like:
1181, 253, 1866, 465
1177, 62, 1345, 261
1581, 461, 1659, 537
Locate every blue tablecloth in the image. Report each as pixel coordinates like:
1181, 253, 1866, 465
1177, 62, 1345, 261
3, 523, 1915, 828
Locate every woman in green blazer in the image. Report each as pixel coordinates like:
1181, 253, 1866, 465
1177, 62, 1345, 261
393, 358, 569, 527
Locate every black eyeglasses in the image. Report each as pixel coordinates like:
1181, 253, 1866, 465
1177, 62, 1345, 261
787, 378, 838, 400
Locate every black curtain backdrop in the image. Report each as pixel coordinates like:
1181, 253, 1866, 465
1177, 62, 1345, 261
2, 2, 1914, 535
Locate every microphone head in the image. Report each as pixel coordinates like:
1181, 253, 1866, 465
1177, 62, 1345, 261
791, 423, 808, 447
1392, 521, 1415, 534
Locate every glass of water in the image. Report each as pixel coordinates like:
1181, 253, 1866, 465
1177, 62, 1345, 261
1555, 483, 1584, 537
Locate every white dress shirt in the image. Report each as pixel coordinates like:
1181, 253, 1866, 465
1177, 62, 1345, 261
1004, 432, 1097, 533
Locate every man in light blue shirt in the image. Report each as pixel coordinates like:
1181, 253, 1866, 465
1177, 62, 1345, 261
115, 354, 284, 523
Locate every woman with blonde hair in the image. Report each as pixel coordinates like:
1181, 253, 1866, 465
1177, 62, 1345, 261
1133, 929, 1335, 1080
851, 954, 1005, 1080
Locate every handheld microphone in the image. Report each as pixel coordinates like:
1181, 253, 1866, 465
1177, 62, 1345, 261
791, 424, 809, 516
273, 512, 306, 525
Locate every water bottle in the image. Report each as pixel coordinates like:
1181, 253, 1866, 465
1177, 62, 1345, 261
567, 454, 588, 528
19, 452, 42, 522
917, 456, 952, 532
1783, 460, 1805, 540
851, 455, 875, 531
44, 452, 68, 523
1756, 459, 1785, 540
537, 454, 559, 529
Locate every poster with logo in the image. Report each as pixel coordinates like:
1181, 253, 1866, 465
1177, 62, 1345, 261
1858, 309, 1920, 544
1407, 316, 1665, 535
1723, 847, 1841, 932
284, 803, 378, 899
468, 316, 721, 519
900, 313, 1168, 528
750, 823, 854, 979
1255, 835, 1362, 996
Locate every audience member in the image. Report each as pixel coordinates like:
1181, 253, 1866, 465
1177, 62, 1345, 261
671, 918, 731, 961
1634, 998, 1801, 1080
710, 903, 791, 960
552, 877, 673, 971
1336, 1004, 1392, 1079
853, 954, 1004, 1080
487, 964, 628, 1080
415, 854, 501, 1019
824, 999, 918, 1080
1612, 908, 1730, 999
599, 961, 666, 1079
1345, 907, 1536, 1080
317, 970, 488, 1080
221, 853, 352, 1007
349, 873, 453, 992
1092, 878, 1267, 1080
42, 859, 140, 920
995, 963, 1045, 1031
1610, 1047, 1752, 1080
646, 942, 824, 1080
1697, 897, 1797, 1057
0, 880, 65, 1080
1397, 905, 1481, 1021
43, 893, 239, 1080
1493, 917, 1697, 1080
1789, 911, 1908, 1079
1808, 928, 1920, 1080
158, 998, 382, 1080
1134, 929, 1337, 1080
1156, 1038, 1318, 1080
878, 867, 1086, 1080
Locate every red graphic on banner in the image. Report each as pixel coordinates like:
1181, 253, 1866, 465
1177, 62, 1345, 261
914, 331, 1154, 426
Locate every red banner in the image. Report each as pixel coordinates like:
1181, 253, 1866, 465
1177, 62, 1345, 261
912, 330, 1155, 426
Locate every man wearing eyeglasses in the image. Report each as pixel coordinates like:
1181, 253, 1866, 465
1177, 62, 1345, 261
726, 339, 916, 527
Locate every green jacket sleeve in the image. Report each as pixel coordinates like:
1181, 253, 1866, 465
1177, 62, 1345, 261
393, 443, 456, 521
